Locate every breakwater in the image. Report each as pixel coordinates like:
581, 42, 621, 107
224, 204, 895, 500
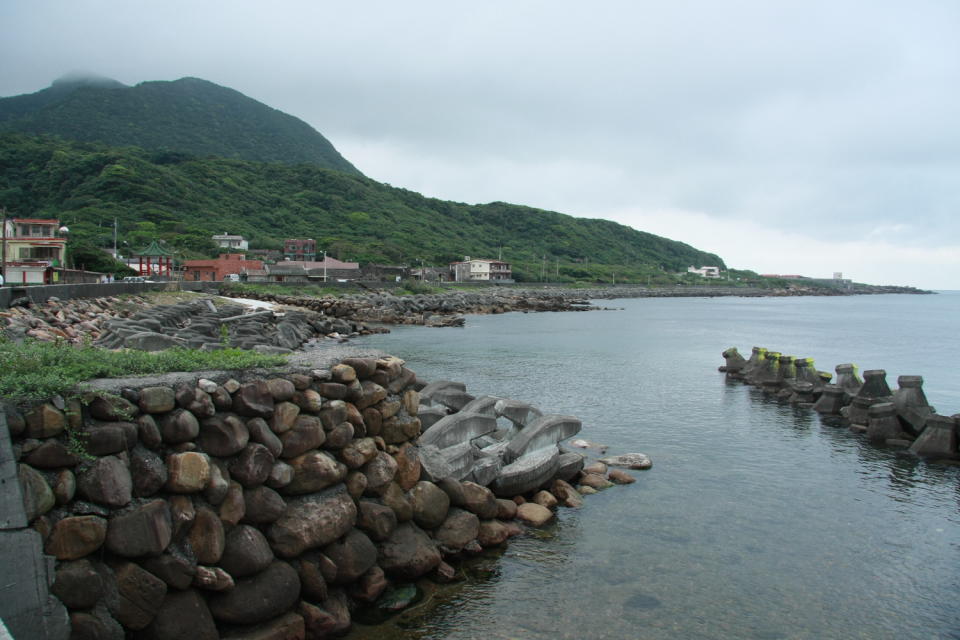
1, 296, 386, 350
720, 347, 958, 460
4, 353, 644, 639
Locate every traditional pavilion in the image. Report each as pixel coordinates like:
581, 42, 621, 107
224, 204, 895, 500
132, 240, 175, 277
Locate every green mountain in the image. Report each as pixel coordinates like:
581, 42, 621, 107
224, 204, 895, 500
0, 133, 724, 282
0, 74, 360, 175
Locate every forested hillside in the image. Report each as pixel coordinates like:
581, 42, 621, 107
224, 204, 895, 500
0, 75, 360, 175
0, 134, 724, 281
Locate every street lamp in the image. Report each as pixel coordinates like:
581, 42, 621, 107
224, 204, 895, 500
58, 225, 70, 281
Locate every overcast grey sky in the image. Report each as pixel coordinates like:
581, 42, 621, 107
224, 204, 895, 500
2, 0, 958, 288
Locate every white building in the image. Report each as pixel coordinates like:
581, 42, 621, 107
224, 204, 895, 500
212, 233, 249, 251
687, 265, 721, 278
449, 257, 513, 282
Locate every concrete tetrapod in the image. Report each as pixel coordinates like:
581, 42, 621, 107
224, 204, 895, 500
502, 414, 582, 464
459, 396, 503, 417
790, 358, 828, 395
857, 369, 893, 402
755, 351, 781, 392
908, 414, 959, 459
813, 385, 847, 415
865, 403, 906, 444
834, 364, 863, 400
742, 347, 768, 384
719, 347, 748, 375
892, 375, 934, 436
418, 381, 466, 407
494, 399, 543, 429
418, 412, 497, 450
490, 446, 561, 498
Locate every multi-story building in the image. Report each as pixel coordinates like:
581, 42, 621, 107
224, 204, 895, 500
1, 218, 69, 284
211, 233, 249, 251
283, 238, 316, 261
449, 257, 513, 282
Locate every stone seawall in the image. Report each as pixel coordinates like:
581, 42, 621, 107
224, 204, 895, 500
720, 347, 958, 461
4, 353, 644, 639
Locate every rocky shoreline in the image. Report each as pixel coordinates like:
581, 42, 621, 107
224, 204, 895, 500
1, 282, 933, 349
0, 296, 388, 351
6, 352, 647, 639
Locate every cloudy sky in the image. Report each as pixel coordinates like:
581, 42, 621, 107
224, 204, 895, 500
2, 1, 958, 288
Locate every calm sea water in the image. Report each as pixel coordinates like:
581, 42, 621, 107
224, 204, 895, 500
349, 292, 960, 640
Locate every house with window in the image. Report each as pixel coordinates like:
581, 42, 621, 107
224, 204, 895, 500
211, 233, 249, 251
449, 257, 513, 283
1, 218, 69, 284
283, 238, 316, 261
687, 265, 721, 278
182, 254, 263, 281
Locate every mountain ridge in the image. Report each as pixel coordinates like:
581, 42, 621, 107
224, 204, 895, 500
0, 75, 361, 175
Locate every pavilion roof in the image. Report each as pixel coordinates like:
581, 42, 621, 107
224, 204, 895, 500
134, 240, 175, 257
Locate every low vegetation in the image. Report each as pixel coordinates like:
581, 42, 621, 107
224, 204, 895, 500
0, 339, 287, 401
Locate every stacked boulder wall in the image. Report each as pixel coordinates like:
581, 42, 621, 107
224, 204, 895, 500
8, 352, 606, 638
267, 488, 357, 558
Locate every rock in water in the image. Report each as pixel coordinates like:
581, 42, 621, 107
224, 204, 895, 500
598, 453, 652, 470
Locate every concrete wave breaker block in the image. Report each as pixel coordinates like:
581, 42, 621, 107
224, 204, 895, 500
417, 406, 450, 432
467, 456, 503, 486
908, 414, 958, 459
503, 415, 582, 464
491, 446, 560, 497
429, 389, 476, 412
439, 442, 477, 481
416, 442, 477, 482
459, 395, 503, 416
418, 380, 467, 407
478, 440, 510, 459
418, 412, 497, 450
494, 399, 542, 428
416, 445, 453, 482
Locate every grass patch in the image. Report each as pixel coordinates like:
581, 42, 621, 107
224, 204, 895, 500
0, 339, 287, 401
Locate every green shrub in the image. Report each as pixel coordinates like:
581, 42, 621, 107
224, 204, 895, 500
0, 339, 287, 401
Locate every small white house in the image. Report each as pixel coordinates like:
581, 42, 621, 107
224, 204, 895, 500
212, 233, 249, 251
687, 265, 721, 278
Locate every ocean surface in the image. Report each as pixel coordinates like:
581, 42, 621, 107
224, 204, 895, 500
348, 291, 960, 640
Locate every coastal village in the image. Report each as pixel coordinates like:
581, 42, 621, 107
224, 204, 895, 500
0, 219, 518, 286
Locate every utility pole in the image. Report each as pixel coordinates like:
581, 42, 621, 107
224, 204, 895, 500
1, 207, 7, 286
113, 218, 118, 259
322, 250, 327, 282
